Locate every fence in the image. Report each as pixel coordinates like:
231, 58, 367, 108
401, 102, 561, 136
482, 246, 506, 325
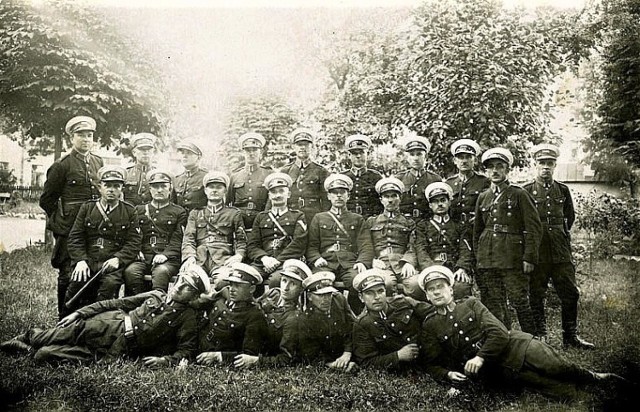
0, 185, 43, 203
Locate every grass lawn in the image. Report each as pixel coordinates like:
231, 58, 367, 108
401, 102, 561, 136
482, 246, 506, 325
1, 246, 639, 411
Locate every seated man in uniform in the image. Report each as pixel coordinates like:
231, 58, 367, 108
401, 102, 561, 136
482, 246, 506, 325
418, 265, 624, 400
181, 171, 246, 283
65, 166, 142, 311
247, 172, 308, 286
0, 267, 210, 366
195, 263, 269, 366
415, 182, 473, 300
352, 269, 431, 370
123, 170, 187, 295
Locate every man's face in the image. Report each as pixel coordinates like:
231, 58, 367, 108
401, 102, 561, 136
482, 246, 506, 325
243, 147, 262, 166
425, 278, 454, 307
133, 147, 154, 166
349, 149, 367, 169
294, 141, 312, 161
308, 292, 333, 313
99, 181, 123, 202
168, 276, 199, 303
453, 153, 476, 173
429, 194, 451, 216
71, 130, 95, 154
280, 275, 303, 302
535, 159, 556, 181
484, 159, 509, 184
359, 285, 387, 312
178, 149, 200, 169
205, 182, 226, 202
268, 186, 290, 208
327, 188, 350, 209
228, 281, 255, 302
380, 191, 401, 212
149, 182, 172, 202
407, 149, 427, 170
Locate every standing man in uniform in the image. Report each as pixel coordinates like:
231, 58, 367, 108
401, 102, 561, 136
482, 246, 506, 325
66, 166, 142, 311
123, 170, 187, 295
523, 144, 595, 349
181, 171, 246, 279
40, 115, 103, 319
123, 133, 157, 206
473, 148, 542, 334
279, 128, 329, 223
341, 134, 383, 219
395, 133, 442, 220
306, 174, 374, 313
247, 172, 307, 285
445, 139, 490, 229
228, 132, 272, 231
174, 141, 208, 213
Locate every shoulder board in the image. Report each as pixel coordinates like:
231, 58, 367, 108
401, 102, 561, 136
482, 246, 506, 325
125, 165, 136, 171
225, 206, 240, 211
369, 169, 383, 177
423, 309, 438, 322
57, 153, 72, 162
287, 208, 303, 214
444, 175, 458, 182
522, 181, 535, 188
121, 200, 136, 208
555, 180, 569, 189
259, 165, 272, 170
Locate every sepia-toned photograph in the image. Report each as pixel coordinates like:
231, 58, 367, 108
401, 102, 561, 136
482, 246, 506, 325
0, 0, 638, 410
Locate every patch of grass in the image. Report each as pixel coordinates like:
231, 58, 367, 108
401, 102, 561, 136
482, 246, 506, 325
1, 247, 639, 411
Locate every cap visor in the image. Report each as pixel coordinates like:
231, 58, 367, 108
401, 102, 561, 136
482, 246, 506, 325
311, 286, 338, 294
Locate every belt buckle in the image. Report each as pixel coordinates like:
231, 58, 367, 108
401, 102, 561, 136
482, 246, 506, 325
493, 224, 504, 232
355, 205, 362, 214
437, 252, 447, 262
150, 235, 157, 246
298, 198, 305, 208
272, 238, 281, 249
247, 202, 255, 210
386, 246, 394, 256
335, 242, 341, 251
412, 209, 420, 218
460, 212, 467, 223
96, 237, 104, 248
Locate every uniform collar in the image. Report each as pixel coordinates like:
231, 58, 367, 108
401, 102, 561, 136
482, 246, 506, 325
490, 180, 509, 195
99, 199, 119, 213
246, 164, 257, 173
436, 301, 456, 315
351, 166, 367, 177
330, 207, 345, 216
207, 203, 224, 214
457, 171, 475, 182
295, 159, 311, 169
150, 200, 170, 209
383, 210, 396, 219
535, 177, 553, 189
271, 206, 288, 217
72, 149, 91, 160
135, 163, 149, 172
410, 168, 426, 178
432, 214, 450, 224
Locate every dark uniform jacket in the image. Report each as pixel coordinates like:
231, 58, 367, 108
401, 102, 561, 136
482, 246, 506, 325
258, 298, 301, 366
248, 209, 308, 263
174, 167, 207, 212
40, 149, 103, 236
342, 168, 383, 218
353, 295, 431, 369
124, 164, 154, 206
307, 210, 374, 269
182, 206, 247, 269
473, 181, 543, 269
363, 213, 417, 274
445, 172, 490, 225
523, 180, 575, 264
76, 290, 198, 364
279, 161, 329, 221
415, 216, 473, 272
394, 169, 442, 219
197, 291, 269, 363
228, 165, 272, 229
67, 200, 141, 268
297, 293, 355, 364
136, 202, 187, 264
420, 297, 536, 381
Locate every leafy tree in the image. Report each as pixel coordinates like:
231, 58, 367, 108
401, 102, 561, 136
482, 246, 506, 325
0, 0, 168, 159
580, 0, 640, 197
315, 0, 586, 176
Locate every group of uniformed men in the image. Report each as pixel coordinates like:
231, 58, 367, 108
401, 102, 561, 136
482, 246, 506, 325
1, 115, 624, 399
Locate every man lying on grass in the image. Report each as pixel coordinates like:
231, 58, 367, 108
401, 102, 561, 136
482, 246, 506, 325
0, 266, 210, 366
418, 265, 626, 400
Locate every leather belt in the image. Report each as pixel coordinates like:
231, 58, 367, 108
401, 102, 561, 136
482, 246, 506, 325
543, 217, 564, 225
379, 246, 405, 257
489, 224, 520, 234
296, 198, 320, 208
123, 314, 134, 339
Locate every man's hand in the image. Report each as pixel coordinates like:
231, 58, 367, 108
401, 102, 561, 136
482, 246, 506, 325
523, 261, 535, 274
401, 263, 416, 279
396, 343, 419, 362
261, 256, 281, 273
56, 312, 81, 328
447, 371, 468, 382
71, 261, 90, 282
143, 356, 169, 368
225, 254, 243, 266
102, 257, 120, 272
233, 354, 259, 369
353, 263, 367, 273
372, 258, 387, 270
464, 356, 484, 376
328, 352, 352, 369
196, 351, 223, 366
152, 254, 168, 265
453, 268, 470, 283
314, 257, 328, 268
